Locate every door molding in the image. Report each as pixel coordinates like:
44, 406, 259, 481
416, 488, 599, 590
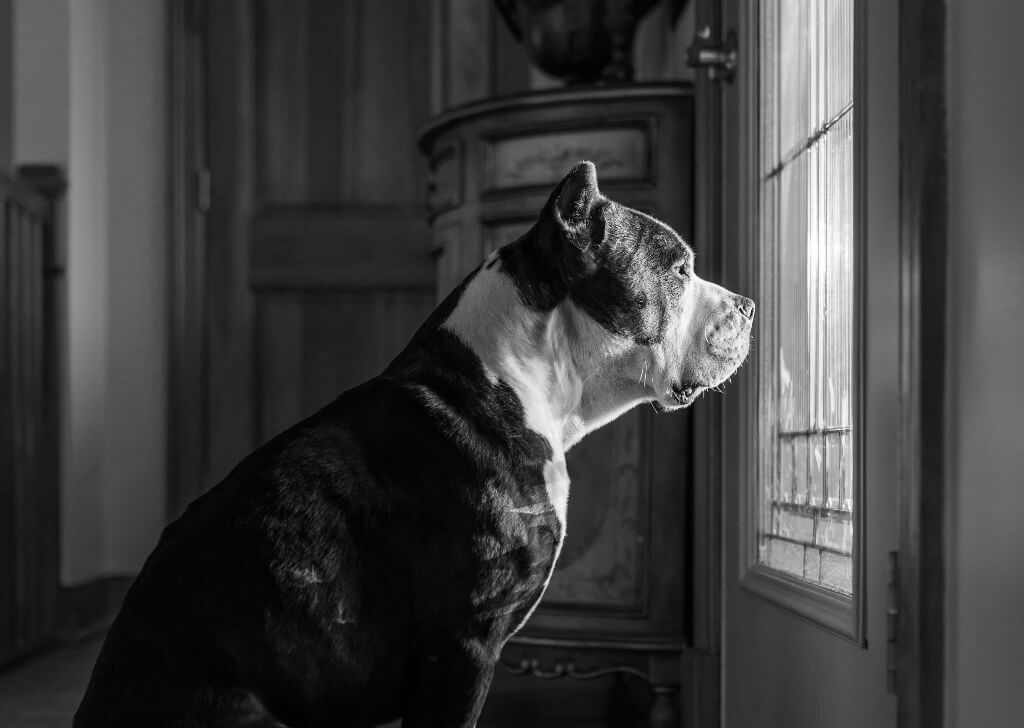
684, 0, 726, 725
167, 0, 209, 519
896, 0, 948, 725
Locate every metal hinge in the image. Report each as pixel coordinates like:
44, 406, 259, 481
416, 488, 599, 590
194, 167, 211, 214
886, 550, 900, 695
687, 26, 738, 82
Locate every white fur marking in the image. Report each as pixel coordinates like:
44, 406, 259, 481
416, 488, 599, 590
443, 267, 578, 526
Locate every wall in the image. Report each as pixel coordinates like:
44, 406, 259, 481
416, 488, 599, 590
946, 1, 1024, 725
0, 0, 11, 168
13, 0, 167, 585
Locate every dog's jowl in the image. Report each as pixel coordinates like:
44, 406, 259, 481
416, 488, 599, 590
74, 162, 754, 728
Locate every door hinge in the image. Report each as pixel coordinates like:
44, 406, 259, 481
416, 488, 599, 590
687, 26, 738, 82
886, 550, 900, 695
194, 167, 211, 214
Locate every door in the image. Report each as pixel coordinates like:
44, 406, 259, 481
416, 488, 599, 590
715, 0, 900, 725
170, 0, 437, 514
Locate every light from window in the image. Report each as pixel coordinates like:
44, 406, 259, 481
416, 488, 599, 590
756, 0, 855, 595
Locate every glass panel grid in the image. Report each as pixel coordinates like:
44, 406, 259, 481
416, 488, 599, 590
757, 0, 855, 596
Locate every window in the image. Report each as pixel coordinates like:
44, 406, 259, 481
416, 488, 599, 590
743, 0, 861, 634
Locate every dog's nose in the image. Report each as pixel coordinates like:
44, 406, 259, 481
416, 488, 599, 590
735, 296, 755, 319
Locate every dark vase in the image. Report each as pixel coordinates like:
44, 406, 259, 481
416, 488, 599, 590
495, 0, 660, 84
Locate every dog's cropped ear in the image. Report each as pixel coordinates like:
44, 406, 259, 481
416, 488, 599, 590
540, 161, 607, 252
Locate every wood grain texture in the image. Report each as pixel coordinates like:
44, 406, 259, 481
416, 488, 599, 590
167, 0, 209, 519
430, 0, 533, 114
249, 207, 433, 290
254, 290, 433, 443
254, 0, 431, 205
543, 410, 649, 613
179, 0, 438, 505
205, 0, 257, 489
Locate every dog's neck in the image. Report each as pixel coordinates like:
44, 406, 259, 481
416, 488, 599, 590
441, 261, 653, 455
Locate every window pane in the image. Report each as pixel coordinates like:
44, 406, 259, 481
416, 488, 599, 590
756, 0, 854, 595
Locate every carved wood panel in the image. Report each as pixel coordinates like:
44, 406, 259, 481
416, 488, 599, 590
485, 124, 652, 192
545, 409, 650, 613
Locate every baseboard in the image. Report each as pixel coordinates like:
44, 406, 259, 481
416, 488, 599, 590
56, 575, 134, 642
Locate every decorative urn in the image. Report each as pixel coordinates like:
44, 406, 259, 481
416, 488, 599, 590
494, 0, 660, 83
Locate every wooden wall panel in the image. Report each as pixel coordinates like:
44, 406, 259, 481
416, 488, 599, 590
353, 0, 431, 203
254, 0, 309, 204
194, 0, 437, 501
255, 297, 304, 442
205, 0, 257, 491
255, 291, 433, 442
254, 0, 431, 206
431, 0, 532, 115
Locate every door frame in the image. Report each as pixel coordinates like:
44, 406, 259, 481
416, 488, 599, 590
895, 0, 948, 725
708, 0, 948, 726
684, 0, 727, 725
168, 0, 210, 519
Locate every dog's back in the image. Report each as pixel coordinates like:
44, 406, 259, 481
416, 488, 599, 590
74, 162, 752, 727
75, 349, 560, 727
75, 377, 438, 726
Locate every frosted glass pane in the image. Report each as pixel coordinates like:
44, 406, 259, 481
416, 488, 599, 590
778, 0, 811, 159
777, 156, 810, 432
826, 0, 854, 121
756, 0, 855, 597
759, 0, 779, 174
826, 431, 852, 511
824, 114, 854, 428
809, 434, 824, 507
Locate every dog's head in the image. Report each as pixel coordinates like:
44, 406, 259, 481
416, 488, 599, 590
524, 161, 754, 412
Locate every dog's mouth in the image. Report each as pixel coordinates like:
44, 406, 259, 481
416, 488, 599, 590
652, 382, 711, 412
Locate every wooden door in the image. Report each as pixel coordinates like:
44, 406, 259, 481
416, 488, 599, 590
172, 0, 437, 512
716, 0, 900, 725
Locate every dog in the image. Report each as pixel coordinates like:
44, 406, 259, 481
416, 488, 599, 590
74, 161, 753, 728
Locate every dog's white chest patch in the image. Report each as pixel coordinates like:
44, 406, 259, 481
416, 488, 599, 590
442, 265, 576, 528
543, 458, 570, 526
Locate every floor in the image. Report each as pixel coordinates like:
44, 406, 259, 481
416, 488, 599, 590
0, 638, 99, 727
0, 636, 627, 727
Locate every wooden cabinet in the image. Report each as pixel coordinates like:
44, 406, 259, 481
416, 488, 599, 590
420, 83, 694, 727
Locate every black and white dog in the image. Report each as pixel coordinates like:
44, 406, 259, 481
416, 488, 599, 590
74, 162, 753, 728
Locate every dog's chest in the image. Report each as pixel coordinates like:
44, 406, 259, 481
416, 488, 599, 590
470, 467, 567, 634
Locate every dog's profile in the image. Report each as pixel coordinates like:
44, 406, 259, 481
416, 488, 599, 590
74, 162, 753, 728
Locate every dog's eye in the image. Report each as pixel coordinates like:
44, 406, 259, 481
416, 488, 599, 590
675, 265, 689, 280
681, 386, 695, 397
